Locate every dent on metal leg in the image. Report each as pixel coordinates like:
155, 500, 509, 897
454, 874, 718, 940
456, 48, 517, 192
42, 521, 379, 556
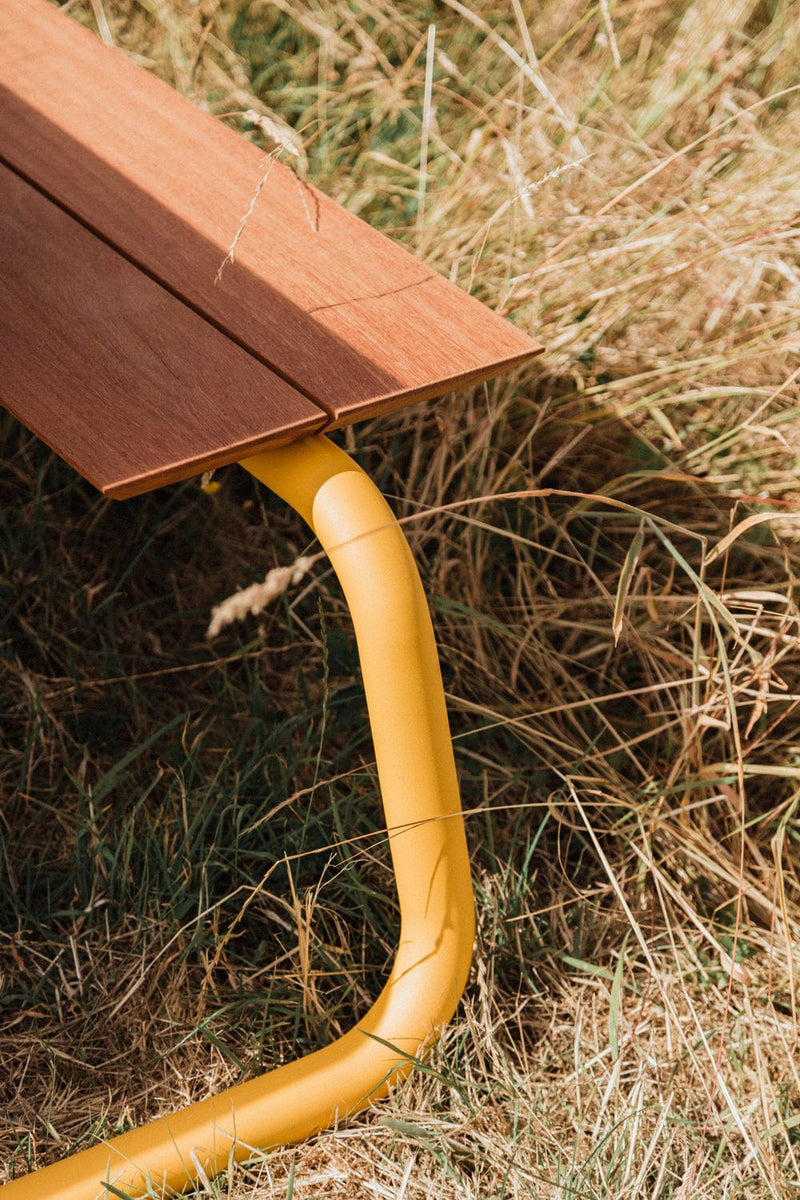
3, 436, 474, 1200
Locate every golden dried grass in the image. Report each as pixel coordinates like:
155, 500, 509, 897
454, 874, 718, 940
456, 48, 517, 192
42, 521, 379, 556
2, 0, 800, 1196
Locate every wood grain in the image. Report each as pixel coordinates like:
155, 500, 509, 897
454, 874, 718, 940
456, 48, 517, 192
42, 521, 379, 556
0, 165, 326, 498
0, 0, 542, 429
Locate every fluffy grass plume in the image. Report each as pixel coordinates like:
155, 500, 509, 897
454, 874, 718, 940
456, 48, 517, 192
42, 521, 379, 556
2, 0, 800, 1197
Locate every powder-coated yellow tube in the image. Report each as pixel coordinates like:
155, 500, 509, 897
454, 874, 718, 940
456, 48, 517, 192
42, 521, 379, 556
3, 436, 474, 1199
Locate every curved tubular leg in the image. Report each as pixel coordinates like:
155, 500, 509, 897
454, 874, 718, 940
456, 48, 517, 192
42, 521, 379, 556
4, 436, 474, 1200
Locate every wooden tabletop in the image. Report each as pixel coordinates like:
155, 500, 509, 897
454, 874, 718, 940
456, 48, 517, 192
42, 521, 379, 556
0, 0, 542, 498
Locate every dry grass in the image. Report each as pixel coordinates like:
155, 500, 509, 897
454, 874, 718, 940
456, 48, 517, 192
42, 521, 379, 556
2, 0, 800, 1196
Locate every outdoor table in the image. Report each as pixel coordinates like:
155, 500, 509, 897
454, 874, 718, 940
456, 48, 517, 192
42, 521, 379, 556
0, 2, 542, 1195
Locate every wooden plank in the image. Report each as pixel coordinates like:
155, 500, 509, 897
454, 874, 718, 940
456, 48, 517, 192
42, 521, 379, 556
0, 0, 542, 428
0, 164, 326, 498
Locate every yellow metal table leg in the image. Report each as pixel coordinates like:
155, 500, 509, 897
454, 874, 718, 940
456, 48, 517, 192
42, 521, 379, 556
3, 436, 474, 1199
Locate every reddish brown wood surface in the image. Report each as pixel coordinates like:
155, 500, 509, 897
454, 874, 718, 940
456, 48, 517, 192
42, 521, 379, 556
0, 165, 325, 498
0, 0, 544, 496
0, 0, 542, 495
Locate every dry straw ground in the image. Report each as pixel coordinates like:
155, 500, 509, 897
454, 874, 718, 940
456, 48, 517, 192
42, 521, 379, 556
2, 0, 800, 1197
